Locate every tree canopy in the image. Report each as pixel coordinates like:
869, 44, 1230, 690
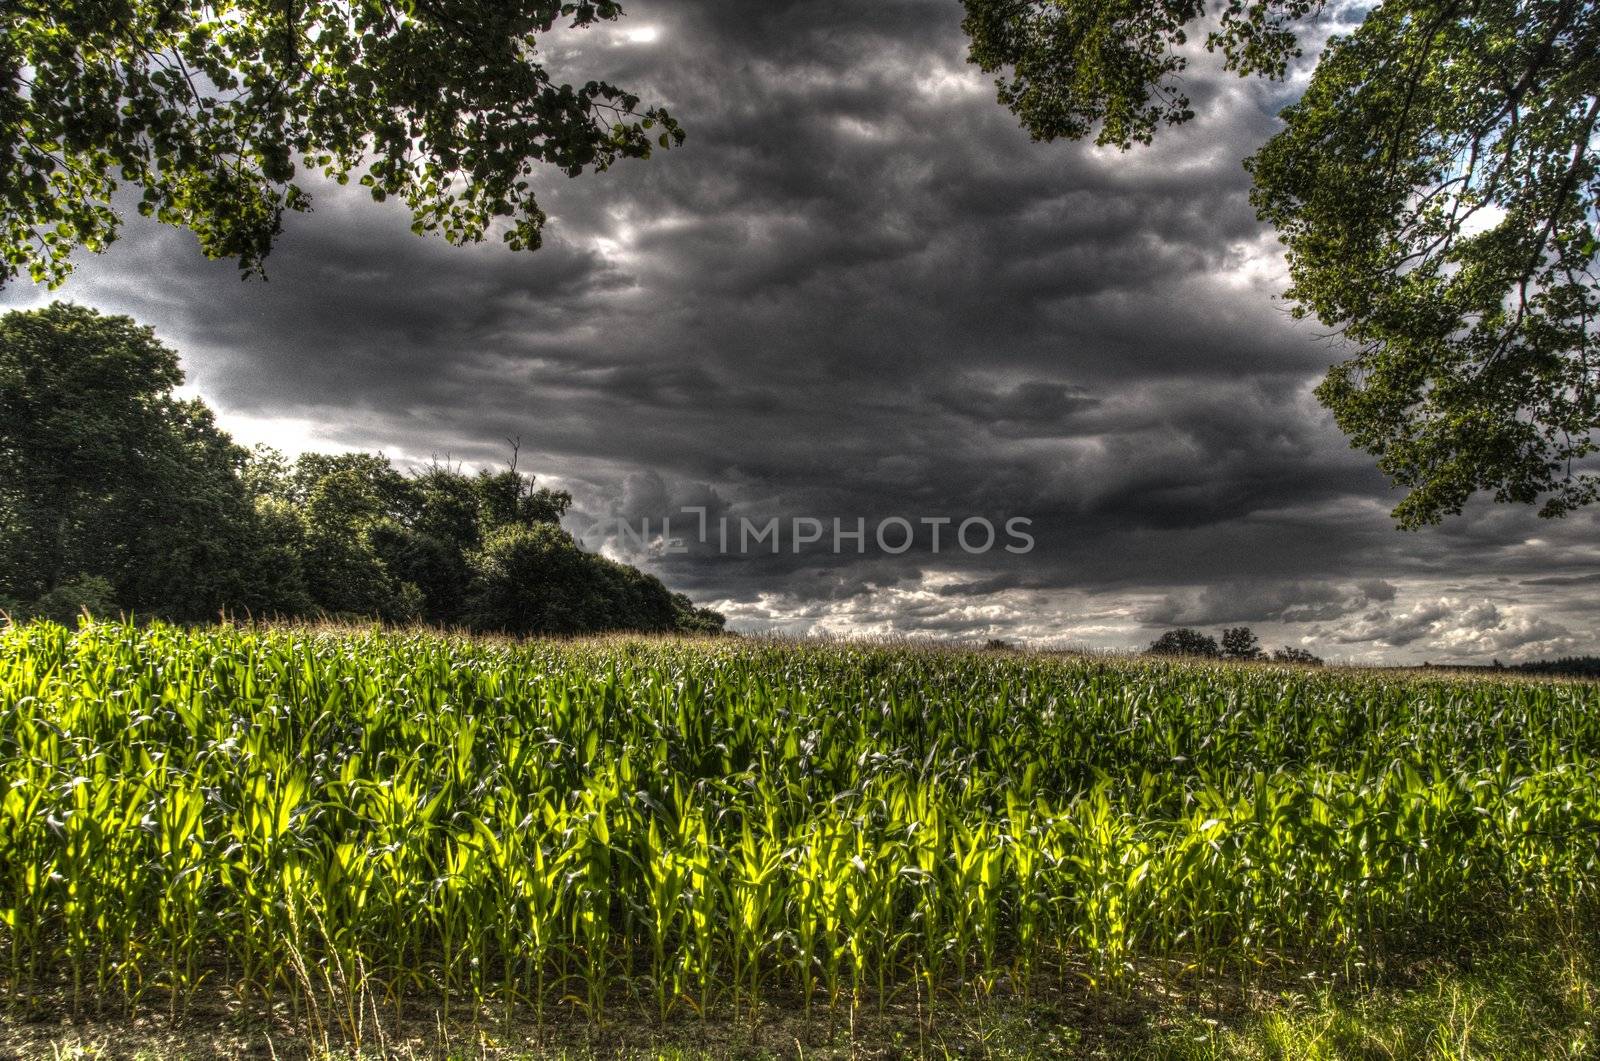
1221, 625, 1262, 660
0, 303, 724, 637
963, 0, 1600, 525
2, 0, 683, 287
1148, 628, 1222, 657
0, 302, 264, 615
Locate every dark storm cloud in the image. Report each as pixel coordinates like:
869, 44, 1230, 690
931, 380, 1101, 438
1523, 572, 1600, 586
5, 0, 1598, 661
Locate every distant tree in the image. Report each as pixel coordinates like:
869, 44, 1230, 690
1147, 628, 1221, 658
465, 524, 637, 634
1221, 626, 1262, 661
463, 521, 725, 637
370, 522, 468, 625
673, 593, 728, 635
463, 523, 580, 635
1271, 646, 1324, 666
4, 0, 684, 288
479, 469, 573, 527
245, 494, 315, 617
582, 552, 686, 632
962, 0, 1600, 524
409, 464, 488, 552
256, 445, 717, 634
1512, 656, 1600, 678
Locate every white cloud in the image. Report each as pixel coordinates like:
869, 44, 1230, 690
1325, 595, 1578, 661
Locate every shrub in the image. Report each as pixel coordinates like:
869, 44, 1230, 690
24, 574, 119, 624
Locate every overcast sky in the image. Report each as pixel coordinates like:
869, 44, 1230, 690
5, 0, 1598, 663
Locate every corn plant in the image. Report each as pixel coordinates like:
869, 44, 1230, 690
0, 618, 1597, 1026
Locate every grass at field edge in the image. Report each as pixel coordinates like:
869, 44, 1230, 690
6, 914, 1595, 1059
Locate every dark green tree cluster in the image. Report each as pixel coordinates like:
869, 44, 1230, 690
1520, 656, 1600, 678
1148, 625, 1321, 664
1147, 628, 1222, 658
0, 303, 724, 636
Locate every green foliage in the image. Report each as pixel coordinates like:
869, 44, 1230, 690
0, 303, 723, 633
1518, 656, 1600, 678
243, 495, 316, 617
963, 0, 1600, 524
292, 454, 427, 621
473, 465, 574, 530
2, 0, 684, 288
9, 574, 116, 624
671, 593, 728, 635
1147, 627, 1221, 657
238, 447, 713, 633
1, 621, 1597, 1025
0, 303, 263, 618
1249, 2, 1600, 525
465, 522, 694, 635
1220, 625, 1261, 660
960, 0, 1318, 149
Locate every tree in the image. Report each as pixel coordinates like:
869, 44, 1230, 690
3, 0, 684, 288
246, 494, 316, 617
962, 1, 1600, 524
1147, 628, 1222, 658
474, 467, 573, 532
468, 522, 651, 635
256, 444, 718, 633
0, 303, 725, 633
0, 303, 264, 618
1271, 646, 1324, 666
463, 522, 725, 637
673, 593, 727, 635
1221, 626, 1262, 660
282, 454, 423, 621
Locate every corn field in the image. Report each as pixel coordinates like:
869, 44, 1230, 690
2, 621, 1598, 1027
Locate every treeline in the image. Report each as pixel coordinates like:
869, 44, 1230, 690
0, 303, 724, 636
1150, 629, 1600, 676
1512, 657, 1600, 679
1422, 657, 1600, 679
1147, 627, 1323, 665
